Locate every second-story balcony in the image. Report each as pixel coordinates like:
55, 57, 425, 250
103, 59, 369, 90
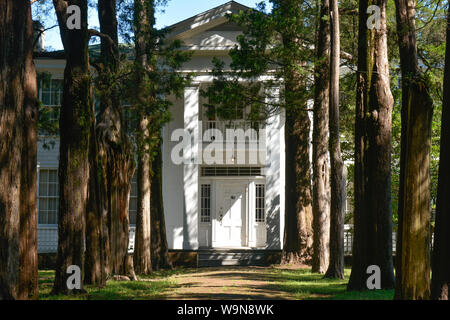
202, 120, 265, 144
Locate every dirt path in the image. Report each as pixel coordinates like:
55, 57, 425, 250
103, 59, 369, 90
160, 266, 301, 300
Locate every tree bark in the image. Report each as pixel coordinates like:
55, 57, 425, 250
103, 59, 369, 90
133, 0, 172, 272
107, 150, 135, 277
85, 0, 135, 284
283, 105, 314, 265
134, 114, 152, 275
84, 0, 116, 287
133, 0, 153, 275
312, 0, 331, 274
151, 138, 172, 270
52, 0, 92, 294
0, 0, 38, 300
431, 7, 450, 301
280, 0, 314, 265
394, 0, 433, 300
348, 0, 395, 290
324, 0, 345, 279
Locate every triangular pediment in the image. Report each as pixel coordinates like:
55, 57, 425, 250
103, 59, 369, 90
166, 1, 250, 42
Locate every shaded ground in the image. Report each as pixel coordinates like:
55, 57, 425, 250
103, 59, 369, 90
39, 266, 394, 300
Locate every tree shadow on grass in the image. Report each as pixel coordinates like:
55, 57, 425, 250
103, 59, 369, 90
38, 270, 178, 300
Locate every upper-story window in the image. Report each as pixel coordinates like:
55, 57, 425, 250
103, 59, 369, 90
39, 78, 62, 135
41, 78, 63, 106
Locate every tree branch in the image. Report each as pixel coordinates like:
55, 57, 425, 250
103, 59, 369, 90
88, 29, 116, 48
33, 24, 59, 49
339, 8, 358, 16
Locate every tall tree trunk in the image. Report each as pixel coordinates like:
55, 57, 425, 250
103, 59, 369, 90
134, 115, 152, 275
19, 4, 39, 300
107, 149, 135, 277
348, 0, 395, 290
52, 0, 92, 294
84, 0, 115, 286
85, 0, 135, 284
85, 123, 107, 286
280, 0, 314, 265
312, 0, 331, 274
0, 0, 38, 300
394, 0, 433, 300
151, 138, 172, 270
325, 0, 345, 279
431, 7, 450, 301
133, 0, 153, 275
283, 105, 313, 265
133, 0, 172, 272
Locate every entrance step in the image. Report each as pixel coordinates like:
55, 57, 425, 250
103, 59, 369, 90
198, 249, 274, 267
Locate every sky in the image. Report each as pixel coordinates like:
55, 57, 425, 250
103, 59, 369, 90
36, 0, 269, 51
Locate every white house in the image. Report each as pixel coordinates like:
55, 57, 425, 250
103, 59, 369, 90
35, 1, 286, 256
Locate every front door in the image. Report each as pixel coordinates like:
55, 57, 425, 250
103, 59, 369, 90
214, 182, 247, 247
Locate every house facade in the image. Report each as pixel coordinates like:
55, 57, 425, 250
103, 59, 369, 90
35, 1, 286, 254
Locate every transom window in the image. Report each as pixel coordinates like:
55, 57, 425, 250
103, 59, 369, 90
201, 166, 264, 177
200, 184, 211, 223
255, 184, 265, 223
38, 169, 59, 225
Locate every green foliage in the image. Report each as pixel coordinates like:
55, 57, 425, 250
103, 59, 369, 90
90, 0, 194, 160
338, 0, 447, 225
36, 72, 59, 151
202, 1, 317, 120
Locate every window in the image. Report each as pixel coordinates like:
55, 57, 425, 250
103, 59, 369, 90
200, 184, 211, 223
202, 102, 245, 121
129, 174, 137, 226
40, 79, 63, 123
41, 79, 63, 106
255, 184, 265, 223
38, 169, 59, 225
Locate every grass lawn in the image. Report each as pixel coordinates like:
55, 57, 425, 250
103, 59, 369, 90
38, 266, 394, 300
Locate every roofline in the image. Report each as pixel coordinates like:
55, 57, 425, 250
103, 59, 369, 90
35, 1, 253, 58
165, 1, 253, 40
165, 1, 251, 30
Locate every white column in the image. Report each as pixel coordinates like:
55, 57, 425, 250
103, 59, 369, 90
265, 87, 282, 250
183, 84, 200, 250
248, 181, 256, 248
279, 108, 286, 249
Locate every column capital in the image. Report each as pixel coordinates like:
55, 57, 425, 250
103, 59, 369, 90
185, 82, 201, 90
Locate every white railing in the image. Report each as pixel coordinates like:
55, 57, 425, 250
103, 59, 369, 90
202, 120, 264, 143
37, 225, 137, 254
344, 225, 398, 255
38, 225, 58, 253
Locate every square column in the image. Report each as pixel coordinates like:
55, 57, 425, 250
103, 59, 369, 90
265, 87, 284, 250
183, 84, 200, 250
